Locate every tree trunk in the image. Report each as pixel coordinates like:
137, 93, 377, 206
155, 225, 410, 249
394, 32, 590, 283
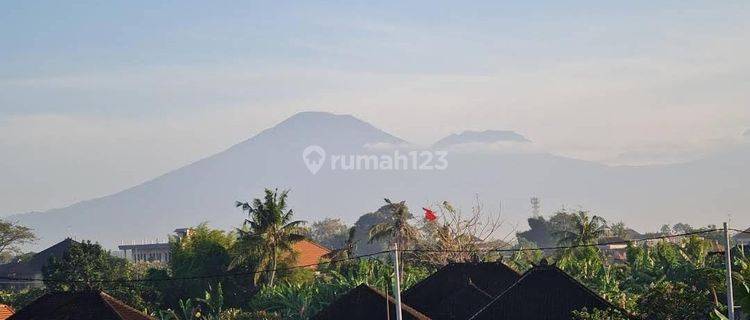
711, 286, 719, 307
269, 247, 277, 287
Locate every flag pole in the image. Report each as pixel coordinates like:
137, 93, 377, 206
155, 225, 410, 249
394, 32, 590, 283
392, 241, 403, 320
724, 222, 735, 320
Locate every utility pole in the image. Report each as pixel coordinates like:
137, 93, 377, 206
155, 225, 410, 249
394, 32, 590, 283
392, 242, 403, 320
724, 222, 735, 320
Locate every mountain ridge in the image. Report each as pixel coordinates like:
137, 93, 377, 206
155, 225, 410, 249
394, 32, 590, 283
6, 112, 750, 251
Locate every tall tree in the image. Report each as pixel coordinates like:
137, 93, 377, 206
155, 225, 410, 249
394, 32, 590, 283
40, 240, 144, 308
553, 210, 607, 246
42, 240, 129, 292
310, 218, 349, 249
367, 199, 420, 250
368, 199, 420, 282
0, 219, 36, 261
234, 188, 306, 287
328, 226, 357, 262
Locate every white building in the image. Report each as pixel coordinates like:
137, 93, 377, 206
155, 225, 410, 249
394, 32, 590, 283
118, 228, 192, 263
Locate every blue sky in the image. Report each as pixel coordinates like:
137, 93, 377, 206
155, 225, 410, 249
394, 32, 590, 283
1, 1, 749, 213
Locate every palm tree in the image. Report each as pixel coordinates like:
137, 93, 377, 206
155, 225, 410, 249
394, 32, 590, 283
368, 199, 420, 250
233, 188, 306, 286
553, 210, 607, 246
368, 199, 420, 281
330, 226, 358, 261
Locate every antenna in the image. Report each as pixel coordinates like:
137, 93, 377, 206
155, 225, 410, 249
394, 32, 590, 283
530, 197, 541, 217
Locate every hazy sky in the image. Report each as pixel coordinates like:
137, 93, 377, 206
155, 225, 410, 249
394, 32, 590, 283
1, 1, 749, 214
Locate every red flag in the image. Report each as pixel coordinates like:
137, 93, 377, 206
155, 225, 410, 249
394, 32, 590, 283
422, 207, 437, 221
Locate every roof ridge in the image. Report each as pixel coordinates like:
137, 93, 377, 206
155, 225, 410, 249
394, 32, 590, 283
99, 291, 155, 320
468, 264, 622, 319
361, 284, 431, 319
468, 267, 527, 319
299, 238, 333, 252
534, 265, 615, 307
466, 278, 493, 299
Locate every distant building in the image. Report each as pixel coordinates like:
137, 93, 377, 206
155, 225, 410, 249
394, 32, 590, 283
597, 236, 629, 262
7, 291, 153, 320
290, 239, 331, 269
118, 228, 193, 263
0, 238, 77, 289
118, 229, 330, 267
734, 228, 750, 248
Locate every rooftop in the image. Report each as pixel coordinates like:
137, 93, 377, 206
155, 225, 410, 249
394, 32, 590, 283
8, 291, 154, 320
469, 260, 619, 320
312, 284, 429, 320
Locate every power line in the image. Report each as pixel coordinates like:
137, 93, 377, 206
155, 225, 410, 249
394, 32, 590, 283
400, 228, 720, 253
0, 250, 392, 284
0, 228, 726, 284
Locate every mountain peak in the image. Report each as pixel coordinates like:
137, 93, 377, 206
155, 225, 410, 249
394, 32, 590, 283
242, 111, 404, 150
433, 130, 530, 148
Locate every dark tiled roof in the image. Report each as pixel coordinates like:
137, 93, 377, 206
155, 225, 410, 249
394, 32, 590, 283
425, 280, 493, 320
8, 291, 154, 320
312, 284, 430, 320
403, 262, 521, 319
734, 228, 750, 239
469, 263, 617, 320
0, 239, 76, 278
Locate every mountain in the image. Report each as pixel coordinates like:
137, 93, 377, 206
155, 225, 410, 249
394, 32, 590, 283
433, 130, 530, 149
7, 112, 750, 250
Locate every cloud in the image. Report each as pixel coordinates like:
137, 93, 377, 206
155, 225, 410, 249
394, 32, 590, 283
440, 141, 544, 155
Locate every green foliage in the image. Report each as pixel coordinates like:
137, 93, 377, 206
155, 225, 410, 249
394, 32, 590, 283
310, 218, 349, 249
637, 281, 714, 320
572, 308, 630, 320
733, 250, 750, 315
708, 309, 730, 320
0, 287, 45, 310
234, 188, 306, 287
553, 210, 607, 246
41, 240, 145, 308
0, 219, 37, 259
507, 238, 543, 273
147, 224, 252, 311
247, 258, 431, 320
367, 198, 420, 249
19, 200, 737, 319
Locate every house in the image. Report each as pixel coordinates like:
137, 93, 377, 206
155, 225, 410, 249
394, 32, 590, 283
734, 228, 750, 248
7, 291, 154, 320
312, 284, 430, 320
597, 236, 629, 262
290, 239, 331, 269
469, 260, 621, 320
0, 238, 77, 289
118, 228, 192, 263
403, 262, 521, 320
0, 304, 14, 320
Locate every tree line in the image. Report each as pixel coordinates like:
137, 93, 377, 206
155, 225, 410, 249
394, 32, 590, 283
0, 189, 748, 319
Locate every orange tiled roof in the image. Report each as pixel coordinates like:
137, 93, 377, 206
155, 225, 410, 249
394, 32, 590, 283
0, 304, 14, 320
291, 239, 331, 269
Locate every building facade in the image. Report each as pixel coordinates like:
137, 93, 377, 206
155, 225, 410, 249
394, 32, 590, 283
118, 228, 193, 263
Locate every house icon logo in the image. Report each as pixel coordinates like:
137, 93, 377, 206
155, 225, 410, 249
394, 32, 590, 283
302, 145, 326, 175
